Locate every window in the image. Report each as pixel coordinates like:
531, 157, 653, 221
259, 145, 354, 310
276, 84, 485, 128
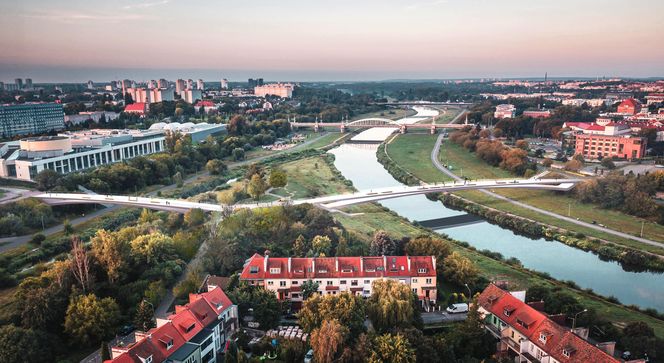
563, 349, 571, 358
412, 278, 418, 283
269, 267, 281, 274
351, 280, 358, 286
292, 280, 299, 285
412, 288, 417, 294
539, 332, 548, 344
327, 281, 333, 285
268, 281, 274, 286
418, 268, 427, 273
280, 281, 286, 287
425, 278, 432, 284
364, 280, 370, 284
340, 280, 347, 285
250, 266, 259, 274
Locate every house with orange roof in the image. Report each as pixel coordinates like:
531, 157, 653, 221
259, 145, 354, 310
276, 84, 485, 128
477, 284, 621, 363
240, 253, 437, 304
617, 98, 642, 115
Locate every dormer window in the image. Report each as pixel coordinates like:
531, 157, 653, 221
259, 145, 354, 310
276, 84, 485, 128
249, 266, 259, 274
341, 268, 353, 273
539, 331, 551, 344
159, 336, 174, 350
145, 356, 153, 363
418, 268, 427, 273
318, 269, 328, 273
185, 322, 196, 333
503, 306, 515, 317
269, 267, 281, 274
562, 346, 576, 357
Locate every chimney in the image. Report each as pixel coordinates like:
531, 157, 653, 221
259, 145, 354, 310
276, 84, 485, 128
335, 257, 339, 272
360, 256, 364, 271
596, 341, 616, 357
383, 255, 387, 270
431, 256, 435, 271
263, 251, 269, 273
288, 257, 292, 273
311, 258, 315, 274
407, 256, 411, 272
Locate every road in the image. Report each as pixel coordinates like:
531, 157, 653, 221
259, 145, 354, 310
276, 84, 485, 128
421, 311, 467, 325
0, 186, 41, 204
430, 134, 664, 250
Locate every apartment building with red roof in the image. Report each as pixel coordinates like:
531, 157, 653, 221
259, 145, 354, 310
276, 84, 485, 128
108, 286, 237, 363
477, 284, 620, 363
240, 253, 437, 304
124, 102, 147, 116
617, 98, 642, 115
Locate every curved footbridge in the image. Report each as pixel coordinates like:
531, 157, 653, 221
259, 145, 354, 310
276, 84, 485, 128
36, 178, 580, 213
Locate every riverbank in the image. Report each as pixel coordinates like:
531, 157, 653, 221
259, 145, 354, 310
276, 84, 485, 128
325, 144, 664, 338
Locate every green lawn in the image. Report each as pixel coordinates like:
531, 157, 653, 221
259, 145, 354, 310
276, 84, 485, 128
386, 134, 453, 183
304, 132, 350, 150
278, 155, 353, 199
438, 141, 512, 179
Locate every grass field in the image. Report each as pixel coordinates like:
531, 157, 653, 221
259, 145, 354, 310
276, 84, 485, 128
277, 155, 353, 199
385, 134, 453, 183
439, 141, 513, 179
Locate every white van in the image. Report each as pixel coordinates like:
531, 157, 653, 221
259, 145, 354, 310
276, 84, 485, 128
446, 303, 469, 314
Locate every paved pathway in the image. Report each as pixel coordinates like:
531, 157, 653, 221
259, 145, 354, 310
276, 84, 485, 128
430, 134, 664, 250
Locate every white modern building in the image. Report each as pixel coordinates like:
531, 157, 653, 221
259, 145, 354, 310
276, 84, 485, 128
254, 83, 294, 98
149, 121, 226, 142
0, 103, 65, 137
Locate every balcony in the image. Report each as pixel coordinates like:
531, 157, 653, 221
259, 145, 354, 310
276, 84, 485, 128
501, 336, 521, 353
520, 351, 541, 363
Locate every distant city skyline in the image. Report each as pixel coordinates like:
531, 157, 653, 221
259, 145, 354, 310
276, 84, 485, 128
2, 0, 663, 82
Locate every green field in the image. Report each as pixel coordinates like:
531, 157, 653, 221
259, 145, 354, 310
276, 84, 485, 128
277, 155, 353, 199
385, 134, 453, 183
426, 138, 664, 254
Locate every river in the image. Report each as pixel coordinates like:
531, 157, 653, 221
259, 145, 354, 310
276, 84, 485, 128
328, 107, 664, 312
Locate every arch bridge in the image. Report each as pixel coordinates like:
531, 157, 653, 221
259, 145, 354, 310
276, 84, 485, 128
290, 118, 469, 134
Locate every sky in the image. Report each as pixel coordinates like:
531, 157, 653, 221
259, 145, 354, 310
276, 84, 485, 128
1, 0, 663, 82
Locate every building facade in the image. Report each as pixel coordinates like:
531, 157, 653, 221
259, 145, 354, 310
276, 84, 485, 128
181, 89, 203, 104
574, 133, 646, 160
617, 98, 642, 115
254, 83, 294, 98
240, 254, 437, 304
477, 284, 620, 363
494, 104, 516, 119
109, 286, 238, 363
0, 103, 65, 137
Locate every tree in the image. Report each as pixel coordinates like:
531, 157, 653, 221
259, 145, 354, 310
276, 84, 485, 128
134, 300, 156, 332
542, 158, 554, 167
91, 229, 131, 283
311, 235, 332, 256
443, 252, 479, 286
601, 157, 616, 170
64, 294, 120, 346
130, 233, 176, 265
515, 139, 529, 150
310, 319, 347, 363
298, 293, 366, 340
293, 234, 311, 257
138, 208, 159, 224
369, 230, 395, 256
227, 283, 281, 330
232, 147, 245, 160
301, 279, 320, 300
63, 218, 74, 235
404, 235, 451, 270
367, 279, 415, 333
368, 333, 416, 363
564, 159, 583, 172
206, 159, 227, 175
247, 174, 268, 201
0, 324, 53, 363
34, 169, 61, 191
184, 208, 206, 227
101, 341, 111, 361
70, 237, 92, 292
448, 298, 496, 359
268, 168, 288, 188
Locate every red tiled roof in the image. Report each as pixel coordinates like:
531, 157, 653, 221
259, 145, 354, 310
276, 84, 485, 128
124, 103, 146, 112
178, 297, 217, 327
196, 100, 215, 107
585, 124, 605, 131
620, 98, 640, 107
169, 309, 204, 341
190, 286, 234, 316
113, 337, 167, 363
477, 284, 619, 363
239, 254, 436, 281
149, 322, 187, 358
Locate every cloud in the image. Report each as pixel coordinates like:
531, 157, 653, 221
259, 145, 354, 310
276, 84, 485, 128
24, 11, 147, 23
122, 0, 170, 10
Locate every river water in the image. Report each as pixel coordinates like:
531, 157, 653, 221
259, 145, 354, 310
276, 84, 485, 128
328, 108, 664, 312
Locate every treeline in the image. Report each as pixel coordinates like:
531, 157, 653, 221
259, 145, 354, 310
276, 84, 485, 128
574, 172, 664, 224
438, 193, 664, 272
466, 100, 599, 138
377, 143, 421, 186
0, 207, 206, 362
291, 87, 384, 122
449, 127, 537, 176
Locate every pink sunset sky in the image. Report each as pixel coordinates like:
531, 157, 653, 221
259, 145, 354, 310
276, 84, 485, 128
1, 0, 663, 81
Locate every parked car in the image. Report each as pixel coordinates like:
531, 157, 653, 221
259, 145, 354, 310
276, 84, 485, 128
304, 349, 314, 363
446, 303, 469, 314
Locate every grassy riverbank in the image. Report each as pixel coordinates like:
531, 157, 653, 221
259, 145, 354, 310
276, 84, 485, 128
385, 134, 664, 255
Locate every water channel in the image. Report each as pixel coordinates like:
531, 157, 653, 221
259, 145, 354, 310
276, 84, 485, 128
328, 108, 664, 312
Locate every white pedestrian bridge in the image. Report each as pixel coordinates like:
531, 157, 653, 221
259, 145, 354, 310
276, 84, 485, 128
36, 178, 580, 213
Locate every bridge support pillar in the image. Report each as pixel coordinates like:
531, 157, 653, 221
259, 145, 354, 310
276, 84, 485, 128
430, 125, 437, 134
340, 124, 347, 133
400, 125, 407, 134
314, 124, 320, 133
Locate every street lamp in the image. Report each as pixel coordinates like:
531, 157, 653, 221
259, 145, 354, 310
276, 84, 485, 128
571, 309, 587, 330
464, 283, 472, 302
